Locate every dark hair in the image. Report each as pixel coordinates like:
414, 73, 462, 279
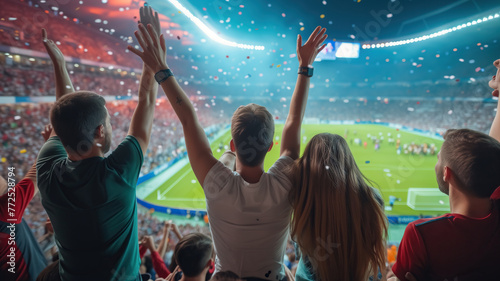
441, 129, 500, 198
210, 271, 241, 281
174, 233, 213, 277
50, 91, 107, 155
231, 104, 274, 166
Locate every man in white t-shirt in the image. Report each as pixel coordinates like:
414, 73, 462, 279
128, 22, 327, 280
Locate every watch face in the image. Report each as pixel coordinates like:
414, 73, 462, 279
156, 71, 167, 81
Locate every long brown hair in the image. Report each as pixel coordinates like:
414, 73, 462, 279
289, 133, 387, 281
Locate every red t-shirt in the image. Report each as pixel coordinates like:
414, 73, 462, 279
392, 203, 500, 280
0, 178, 35, 223
0, 178, 35, 281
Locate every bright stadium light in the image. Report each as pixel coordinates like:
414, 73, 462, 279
362, 11, 500, 49
165, 0, 265, 50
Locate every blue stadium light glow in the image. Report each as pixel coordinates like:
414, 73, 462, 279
362, 12, 500, 49
166, 0, 265, 51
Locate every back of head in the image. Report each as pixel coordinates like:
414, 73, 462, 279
50, 91, 107, 156
210, 271, 241, 281
290, 133, 387, 281
441, 129, 500, 198
174, 233, 213, 277
231, 104, 274, 166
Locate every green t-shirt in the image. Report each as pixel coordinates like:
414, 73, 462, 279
36, 135, 143, 281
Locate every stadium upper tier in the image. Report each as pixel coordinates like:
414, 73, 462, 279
0, 0, 141, 68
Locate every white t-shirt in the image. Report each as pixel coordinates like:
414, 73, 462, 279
203, 156, 294, 280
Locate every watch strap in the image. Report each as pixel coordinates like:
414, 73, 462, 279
298, 66, 313, 77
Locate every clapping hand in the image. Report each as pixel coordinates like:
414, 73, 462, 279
141, 236, 157, 252
41, 124, 53, 142
489, 59, 500, 97
165, 266, 181, 281
297, 26, 328, 67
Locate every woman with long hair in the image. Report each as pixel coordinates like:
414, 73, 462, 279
289, 133, 388, 281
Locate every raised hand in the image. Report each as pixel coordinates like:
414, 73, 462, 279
42, 28, 65, 66
297, 26, 328, 67
141, 236, 157, 252
489, 59, 499, 97
165, 266, 181, 281
41, 124, 53, 142
140, 4, 161, 37
128, 23, 167, 73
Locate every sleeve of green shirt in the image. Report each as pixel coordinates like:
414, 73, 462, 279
106, 135, 144, 187
37, 137, 68, 184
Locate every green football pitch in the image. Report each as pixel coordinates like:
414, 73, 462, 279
140, 124, 448, 216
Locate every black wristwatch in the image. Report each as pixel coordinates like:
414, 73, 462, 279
154, 69, 174, 84
298, 66, 313, 77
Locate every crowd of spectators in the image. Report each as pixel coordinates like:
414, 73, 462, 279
1, 99, 225, 182
0, 0, 141, 68
0, 59, 141, 97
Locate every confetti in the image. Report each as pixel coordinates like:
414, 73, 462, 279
20, 149, 27, 154
320, 14, 325, 19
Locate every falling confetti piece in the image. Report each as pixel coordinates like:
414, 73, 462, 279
226, 55, 229, 58
300, 27, 304, 31
177, 36, 181, 40
282, 13, 286, 17
277, 64, 281, 68
246, 56, 250, 59
320, 14, 325, 19
1, 157, 6, 163
365, 161, 370, 164
20, 149, 27, 154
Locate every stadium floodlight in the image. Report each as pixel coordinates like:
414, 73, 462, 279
362, 11, 500, 49
166, 0, 265, 51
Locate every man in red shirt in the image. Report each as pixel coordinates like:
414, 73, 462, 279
391, 60, 500, 281
0, 125, 52, 281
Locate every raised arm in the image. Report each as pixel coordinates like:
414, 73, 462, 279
488, 59, 500, 141
42, 29, 74, 100
128, 23, 217, 185
42, 29, 75, 138
280, 27, 327, 159
127, 5, 160, 155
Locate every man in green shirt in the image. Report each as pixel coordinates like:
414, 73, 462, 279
36, 6, 162, 281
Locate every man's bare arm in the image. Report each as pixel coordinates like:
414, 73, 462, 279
128, 23, 217, 185
42, 29, 74, 101
127, 5, 160, 154
42, 29, 75, 138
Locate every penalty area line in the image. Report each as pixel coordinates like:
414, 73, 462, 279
157, 168, 193, 200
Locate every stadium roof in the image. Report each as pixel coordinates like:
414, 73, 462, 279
4, 0, 500, 86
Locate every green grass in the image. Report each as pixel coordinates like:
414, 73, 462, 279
142, 124, 447, 216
